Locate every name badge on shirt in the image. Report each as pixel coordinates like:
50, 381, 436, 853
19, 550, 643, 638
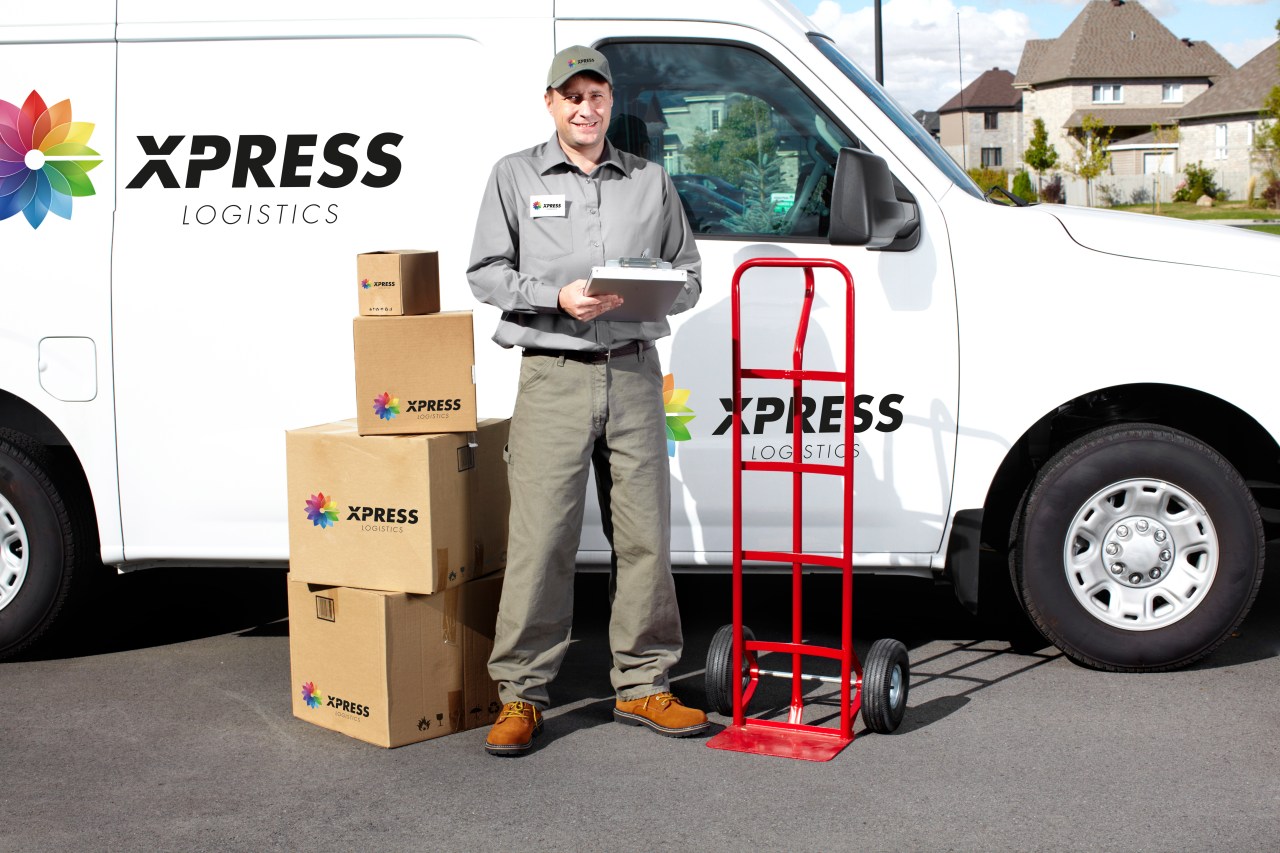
530, 194, 566, 218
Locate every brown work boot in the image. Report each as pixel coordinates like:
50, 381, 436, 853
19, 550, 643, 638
613, 692, 710, 737
485, 701, 543, 756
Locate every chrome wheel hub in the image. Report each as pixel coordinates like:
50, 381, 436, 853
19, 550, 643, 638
1063, 478, 1217, 631
0, 492, 30, 612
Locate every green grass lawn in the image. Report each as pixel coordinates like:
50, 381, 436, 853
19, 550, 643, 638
1244, 224, 1280, 235
1111, 201, 1280, 221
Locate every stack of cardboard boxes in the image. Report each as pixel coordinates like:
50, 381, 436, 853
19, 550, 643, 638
285, 250, 509, 747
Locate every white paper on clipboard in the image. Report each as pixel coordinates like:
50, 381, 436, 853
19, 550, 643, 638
584, 265, 687, 322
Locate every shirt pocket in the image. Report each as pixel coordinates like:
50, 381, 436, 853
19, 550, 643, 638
526, 214, 574, 262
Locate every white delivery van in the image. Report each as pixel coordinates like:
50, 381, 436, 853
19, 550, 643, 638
2, 1, 1277, 671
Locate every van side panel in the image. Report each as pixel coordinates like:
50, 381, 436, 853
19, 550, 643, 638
0, 26, 124, 562
112, 24, 549, 561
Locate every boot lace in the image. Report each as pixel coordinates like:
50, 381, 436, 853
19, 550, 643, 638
641, 692, 682, 710
498, 701, 537, 722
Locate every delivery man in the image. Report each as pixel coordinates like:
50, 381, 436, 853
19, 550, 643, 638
467, 45, 705, 756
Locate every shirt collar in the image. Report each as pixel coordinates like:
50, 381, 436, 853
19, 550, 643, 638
538, 131, 628, 178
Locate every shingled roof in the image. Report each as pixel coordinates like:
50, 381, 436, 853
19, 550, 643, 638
1177, 41, 1280, 121
1012, 0, 1233, 88
937, 68, 1021, 113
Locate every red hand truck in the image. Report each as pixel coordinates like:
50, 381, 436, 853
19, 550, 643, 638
705, 257, 909, 762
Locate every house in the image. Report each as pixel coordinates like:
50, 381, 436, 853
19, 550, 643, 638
913, 109, 940, 143
936, 68, 1022, 172
1176, 41, 1280, 200
1013, 0, 1233, 199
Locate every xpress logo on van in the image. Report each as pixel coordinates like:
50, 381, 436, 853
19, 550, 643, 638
125, 131, 402, 226
0, 91, 101, 229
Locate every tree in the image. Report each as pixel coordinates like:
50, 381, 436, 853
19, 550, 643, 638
1252, 19, 1280, 206
1067, 114, 1114, 207
1022, 117, 1059, 194
684, 97, 777, 187
1150, 122, 1181, 213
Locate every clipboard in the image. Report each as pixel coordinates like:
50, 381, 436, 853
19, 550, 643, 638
584, 261, 687, 323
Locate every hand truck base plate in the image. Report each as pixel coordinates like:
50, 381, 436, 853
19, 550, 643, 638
707, 722, 852, 762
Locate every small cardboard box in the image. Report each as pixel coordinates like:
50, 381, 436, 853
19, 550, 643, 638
357, 250, 441, 316
354, 312, 477, 436
288, 572, 503, 748
286, 419, 508, 593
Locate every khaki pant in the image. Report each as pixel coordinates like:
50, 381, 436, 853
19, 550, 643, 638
489, 347, 682, 708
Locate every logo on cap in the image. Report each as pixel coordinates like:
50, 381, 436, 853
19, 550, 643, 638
569, 57, 595, 68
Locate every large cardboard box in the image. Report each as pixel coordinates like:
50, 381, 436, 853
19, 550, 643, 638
286, 418, 508, 592
357, 250, 441, 316
354, 312, 477, 436
288, 572, 503, 748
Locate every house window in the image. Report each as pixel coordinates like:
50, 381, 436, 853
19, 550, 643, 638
1161, 83, 1182, 103
1246, 121, 1255, 148
1092, 84, 1123, 104
981, 147, 1002, 168
1215, 124, 1228, 160
984, 111, 998, 130
711, 108, 721, 131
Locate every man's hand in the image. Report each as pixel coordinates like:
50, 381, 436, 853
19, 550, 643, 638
559, 279, 623, 321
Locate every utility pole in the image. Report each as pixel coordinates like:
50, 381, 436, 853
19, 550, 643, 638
874, 0, 883, 84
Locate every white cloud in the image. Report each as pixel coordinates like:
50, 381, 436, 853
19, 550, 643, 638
1204, 0, 1272, 6
1217, 36, 1277, 65
810, 0, 1034, 113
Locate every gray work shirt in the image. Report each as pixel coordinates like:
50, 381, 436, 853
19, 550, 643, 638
467, 132, 702, 352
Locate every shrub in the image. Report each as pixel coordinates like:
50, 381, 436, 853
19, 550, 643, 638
1011, 170, 1036, 203
1096, 183, 1121, 207
1040, 175, 1064, 204
1172, 161, 1221, 202
966, 166, 1007, 195
1263, 177, 1280, 210
1129, 186, 1150, 205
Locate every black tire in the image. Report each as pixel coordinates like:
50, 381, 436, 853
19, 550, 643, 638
705, 623, 754, 715
1015, 423, 1264, 672
0, 430, 92, 658
861, 638, 909, 734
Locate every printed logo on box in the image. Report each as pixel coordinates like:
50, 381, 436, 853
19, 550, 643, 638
1, 90, 102, 229
301, 681, 372, 718
301, 681, 325, 709
360, 278, 395, 290
373, 391, 401, 420
304, 492, 339, 528
663, 373, 695, 457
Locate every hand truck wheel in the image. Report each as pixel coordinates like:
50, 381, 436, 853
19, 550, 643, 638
861, 638, 910, 734
705, 623, 755, 715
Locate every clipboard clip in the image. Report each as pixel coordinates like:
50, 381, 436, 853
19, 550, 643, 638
607, 256, 672, 270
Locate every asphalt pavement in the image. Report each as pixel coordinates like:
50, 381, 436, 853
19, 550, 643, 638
3, 557, 1278, 852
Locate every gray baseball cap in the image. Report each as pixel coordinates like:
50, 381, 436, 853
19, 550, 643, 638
546, 45, 613, 89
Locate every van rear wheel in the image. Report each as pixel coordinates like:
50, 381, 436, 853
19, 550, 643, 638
1015, 424, 1264, 671
0, 431, 91, 658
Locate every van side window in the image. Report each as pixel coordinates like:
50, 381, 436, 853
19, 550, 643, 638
600, 41, 856, 239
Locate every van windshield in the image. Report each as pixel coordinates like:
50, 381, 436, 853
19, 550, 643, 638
809, 34, 983, 200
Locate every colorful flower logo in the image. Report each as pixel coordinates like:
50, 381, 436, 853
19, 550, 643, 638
374, 391, 401, 420
360, 278, 371, 290
305, 492, 339, 528
532, 200, 542, 210
1, 90, 101, 229
301, 682, 324, 709
663, 373, 695, 456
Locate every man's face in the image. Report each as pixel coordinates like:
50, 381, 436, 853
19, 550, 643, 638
545, 74, 612, 154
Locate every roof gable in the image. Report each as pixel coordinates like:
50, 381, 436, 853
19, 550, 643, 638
1178, 41, 1280, 121
1017, 0, 1233, 88
937, 68, 1021, 113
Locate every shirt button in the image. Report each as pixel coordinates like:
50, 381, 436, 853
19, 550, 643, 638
589, 208, 597, 215
593, 241, 600, 247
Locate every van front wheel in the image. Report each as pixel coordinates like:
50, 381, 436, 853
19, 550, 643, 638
0, 431, 89, 658
1015, 424, 1264, 671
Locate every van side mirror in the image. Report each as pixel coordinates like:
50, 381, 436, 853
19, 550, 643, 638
829, 147, 919, 251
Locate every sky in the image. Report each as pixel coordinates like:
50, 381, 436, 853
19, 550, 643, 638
805, 0, 1279, 114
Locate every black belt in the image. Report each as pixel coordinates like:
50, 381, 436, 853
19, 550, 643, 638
522, 340, 653, 365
